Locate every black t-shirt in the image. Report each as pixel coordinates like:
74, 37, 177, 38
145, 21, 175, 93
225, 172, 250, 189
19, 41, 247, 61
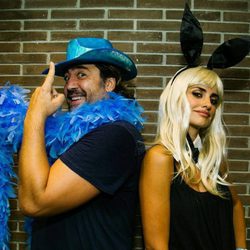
31, 121, 145, 250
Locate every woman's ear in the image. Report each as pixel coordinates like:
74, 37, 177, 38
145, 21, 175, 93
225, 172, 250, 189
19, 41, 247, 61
104, 78, 116, 92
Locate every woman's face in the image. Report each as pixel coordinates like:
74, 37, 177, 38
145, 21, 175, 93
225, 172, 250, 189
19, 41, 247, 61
186, 84, 219, 139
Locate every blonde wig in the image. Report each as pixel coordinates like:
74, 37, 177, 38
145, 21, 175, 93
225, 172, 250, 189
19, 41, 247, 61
155, 66, 229, 196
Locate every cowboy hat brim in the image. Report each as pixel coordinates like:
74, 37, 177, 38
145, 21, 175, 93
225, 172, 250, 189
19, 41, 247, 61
42, 48, 137, 81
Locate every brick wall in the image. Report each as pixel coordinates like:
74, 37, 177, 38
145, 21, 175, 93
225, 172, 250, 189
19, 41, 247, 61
0, 0, 249, 249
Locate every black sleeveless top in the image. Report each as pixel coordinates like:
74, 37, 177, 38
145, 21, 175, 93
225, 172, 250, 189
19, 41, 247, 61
169, 168, 235, 250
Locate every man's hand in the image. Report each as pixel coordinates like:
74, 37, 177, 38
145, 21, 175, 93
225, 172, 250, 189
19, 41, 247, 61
26, 62, 65, 121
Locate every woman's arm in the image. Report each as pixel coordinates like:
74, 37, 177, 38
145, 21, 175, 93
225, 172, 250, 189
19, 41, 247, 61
139, 144, 174, 250
220, 161, 247, 249
229, 186, 247, 249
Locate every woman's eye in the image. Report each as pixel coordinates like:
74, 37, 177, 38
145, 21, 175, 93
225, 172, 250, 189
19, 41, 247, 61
192, 91, 202, 98
211, 98, 219, 106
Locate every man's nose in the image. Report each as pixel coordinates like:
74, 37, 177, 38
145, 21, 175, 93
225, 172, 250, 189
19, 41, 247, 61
65, 76, 78, 89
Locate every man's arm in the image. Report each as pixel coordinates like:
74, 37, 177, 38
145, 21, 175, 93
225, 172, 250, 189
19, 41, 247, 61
18, 62, 100, 217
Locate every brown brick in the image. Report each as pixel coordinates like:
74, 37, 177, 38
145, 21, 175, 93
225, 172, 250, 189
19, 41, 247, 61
80, 20, 133, 30
18, 243, 29, 250
224, 103, 250, 114
224, 91, 249, 102
137, 0, 188, 8
142, 123, 157, 134
167, 55, 186, 65
194, 0, 248, 11
165, 10, 184, 20
166, 9, 220, 21
224, 12, 250, 23
138, 65, 179, 77
228, 149, 250, 160
194, 11, 221, 21
131, 54, 163, 65
138, 20, 180, 31
142, 134, 155, 143
138, 100, 159, 111
230, 173, 250, 183
137, 43, 180, 54
52, 9, 104, 19
0, 76, 44, 86
238, 195, 250, 206
9, 242, 18, 250
50, 53, 66, 63
24, 21, 77, 30
247, 240, 250, 250
10, 232, 27, 241
232, 184, 247, 195
223, 79, 250, 91
223, 114, 249, 126
112, 42, 134, 53
220, 68, 250, 80
224, 34, 250, 42
23, 64, 48, 75
137, 89, 162, 99
228, 161, 249, 172
143, 111, 158, 123
0, 65, 20, 75
166, 32, 221, 44
134, 77, 163, 88
9, 199, 18, 210
0, 54, 47, 64
9, 210, 26, 221
227, 125, 250, 136
0, 21, 21, 30
0, 43, 20, 52
25, 0, 77, 8
227, 137, 248, 148
0, 0, 21, 9
0, 10, 48, 20
8, 221, 18, 231
109, 9, 162, 19
80, 0, 134, 7
23, 42, 67, 52
0, 32, 47, 41
51, 31, 104, 41
108, 31, 162, 42
201, 22, 248, 33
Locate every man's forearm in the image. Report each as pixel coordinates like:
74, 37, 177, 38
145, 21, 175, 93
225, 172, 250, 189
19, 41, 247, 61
18, 115, 50, 215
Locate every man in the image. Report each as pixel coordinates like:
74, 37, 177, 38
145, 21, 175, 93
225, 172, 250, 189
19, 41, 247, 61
18, 37, 145, 250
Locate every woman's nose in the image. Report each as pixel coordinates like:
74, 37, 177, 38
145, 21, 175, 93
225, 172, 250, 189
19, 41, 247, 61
202, 96, 212, 109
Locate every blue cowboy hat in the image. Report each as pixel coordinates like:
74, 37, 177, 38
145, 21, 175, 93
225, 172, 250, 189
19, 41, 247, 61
42, 37, 137, 81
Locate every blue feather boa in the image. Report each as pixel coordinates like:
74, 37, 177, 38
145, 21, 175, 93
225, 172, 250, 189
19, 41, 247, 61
0, 83, 144, 249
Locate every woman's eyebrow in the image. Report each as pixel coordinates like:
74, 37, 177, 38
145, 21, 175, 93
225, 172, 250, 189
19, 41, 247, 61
193, 87, 218, 96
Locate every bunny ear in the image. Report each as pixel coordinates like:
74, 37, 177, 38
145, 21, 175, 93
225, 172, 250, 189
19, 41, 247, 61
207, 37, 250, 69
180, 3, 203, 67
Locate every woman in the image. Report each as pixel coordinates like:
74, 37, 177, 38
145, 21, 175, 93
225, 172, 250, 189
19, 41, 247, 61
139, 66, 247, 250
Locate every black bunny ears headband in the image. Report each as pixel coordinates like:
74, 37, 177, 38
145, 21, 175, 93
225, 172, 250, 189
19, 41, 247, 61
173, 3, 250, 80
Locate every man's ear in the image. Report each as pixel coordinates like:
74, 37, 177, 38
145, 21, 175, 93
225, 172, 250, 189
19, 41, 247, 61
104, 78, 116, 92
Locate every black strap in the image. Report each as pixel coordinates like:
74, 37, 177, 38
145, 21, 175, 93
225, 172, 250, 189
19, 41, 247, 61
186, 133, 199, 163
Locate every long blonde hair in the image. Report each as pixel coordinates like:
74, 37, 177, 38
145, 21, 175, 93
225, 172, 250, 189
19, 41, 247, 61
155, 66, 229, 196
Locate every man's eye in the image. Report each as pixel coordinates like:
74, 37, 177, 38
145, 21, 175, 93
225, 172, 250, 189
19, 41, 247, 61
77, 72, 86, 78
